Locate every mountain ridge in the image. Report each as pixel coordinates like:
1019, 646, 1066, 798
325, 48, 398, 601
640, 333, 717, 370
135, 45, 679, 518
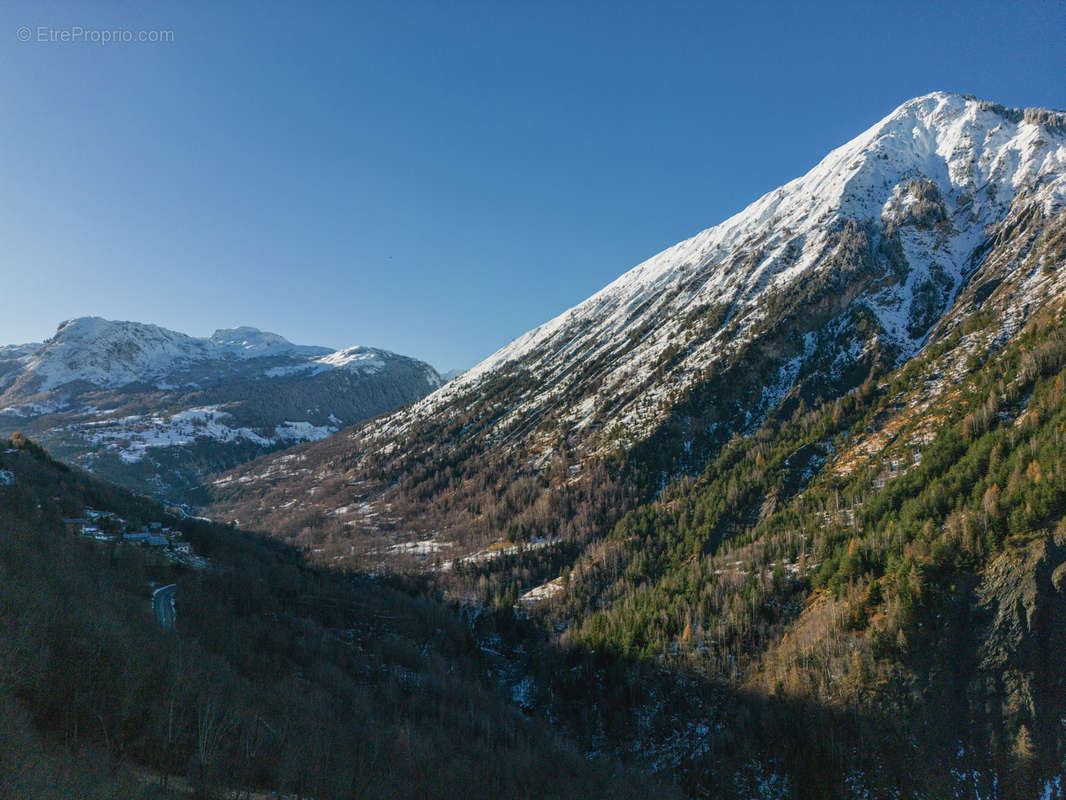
207, 93, 1066, 533
204, 89, 1066, 597
0, 317, 442, 503
2, 316, 433, 400
348, 92, 1066, 465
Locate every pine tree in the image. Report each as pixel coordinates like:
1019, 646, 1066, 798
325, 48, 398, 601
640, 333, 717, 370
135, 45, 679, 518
1013, 723, 1035, 761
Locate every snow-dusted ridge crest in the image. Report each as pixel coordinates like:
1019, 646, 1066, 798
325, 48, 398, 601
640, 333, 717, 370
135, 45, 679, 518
366, 92, 1066, 447
4, 316, 423, 393
0, 318, 444, 503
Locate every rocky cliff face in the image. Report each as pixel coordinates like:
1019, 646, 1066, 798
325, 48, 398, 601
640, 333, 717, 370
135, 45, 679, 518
979, 531, 1066, 762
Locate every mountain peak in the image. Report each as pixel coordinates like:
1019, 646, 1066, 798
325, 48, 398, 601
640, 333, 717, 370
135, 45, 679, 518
372, 92, 1066, 458
55, 315, 105, 334
53, 316, 165, 340
888, 90, 969, 114
208, 326, 325, 358
210, 324, 271, 340
886, 91, 1066, 126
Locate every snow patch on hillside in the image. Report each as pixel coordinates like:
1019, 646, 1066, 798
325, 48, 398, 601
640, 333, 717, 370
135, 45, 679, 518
1, 401, 61, 417
77, 408, 341, 464
315, 346, 386, 372
519, 577, 564, 605
81, 405, 273, 463
274, 420, 338, 442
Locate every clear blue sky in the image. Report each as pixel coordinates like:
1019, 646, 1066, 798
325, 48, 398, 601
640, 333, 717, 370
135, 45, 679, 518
0, 1, 1062, 370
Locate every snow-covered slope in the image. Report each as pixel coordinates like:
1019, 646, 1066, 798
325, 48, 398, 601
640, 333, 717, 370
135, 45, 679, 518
205, 91, 1066, 571
367, 93, 1066, 451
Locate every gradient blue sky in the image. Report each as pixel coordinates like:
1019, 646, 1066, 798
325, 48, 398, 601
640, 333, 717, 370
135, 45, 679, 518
0, 1, 1062, 370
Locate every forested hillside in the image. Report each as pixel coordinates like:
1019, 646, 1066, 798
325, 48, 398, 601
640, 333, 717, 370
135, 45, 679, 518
0, 436, 673, 799
559, 285, 1066, 796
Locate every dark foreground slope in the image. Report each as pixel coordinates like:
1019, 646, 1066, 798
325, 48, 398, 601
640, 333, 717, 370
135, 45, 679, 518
0, 436, 674, 799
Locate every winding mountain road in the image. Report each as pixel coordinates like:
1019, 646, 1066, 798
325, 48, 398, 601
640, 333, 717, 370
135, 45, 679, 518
152, 584, 176, 627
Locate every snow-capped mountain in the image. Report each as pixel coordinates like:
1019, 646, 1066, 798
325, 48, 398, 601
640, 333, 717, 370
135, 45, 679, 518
392, 93, 1065, 449
208, 92, 1066, 537
0, 317, 442, 502
1, 316, 424, 398
129, 92, 1066, 799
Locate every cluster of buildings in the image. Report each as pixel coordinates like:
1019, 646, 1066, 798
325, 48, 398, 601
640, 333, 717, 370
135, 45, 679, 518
62, 509, 196, 558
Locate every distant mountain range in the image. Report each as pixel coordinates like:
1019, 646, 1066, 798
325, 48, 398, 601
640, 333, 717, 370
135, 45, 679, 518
0, 317, 441, 503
